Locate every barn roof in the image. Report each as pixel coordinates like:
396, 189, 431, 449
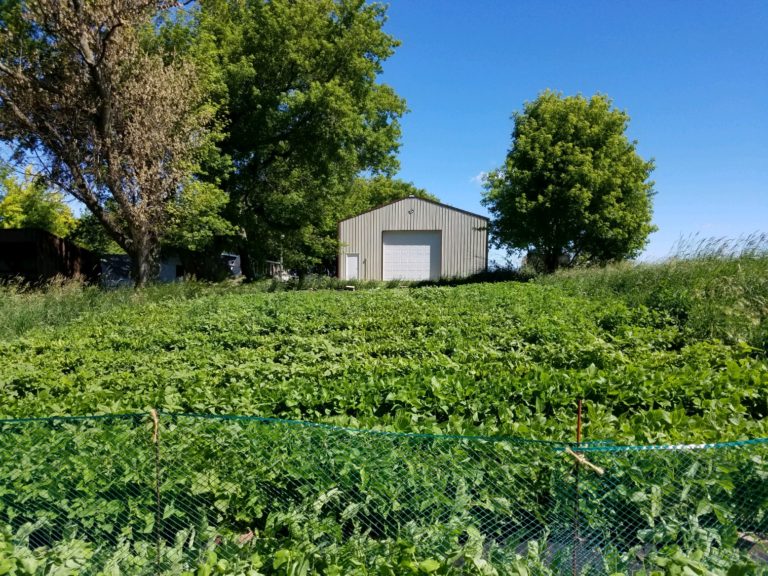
339, 196, 489, 224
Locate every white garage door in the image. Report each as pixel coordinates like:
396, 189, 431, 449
382, 231, 441, 281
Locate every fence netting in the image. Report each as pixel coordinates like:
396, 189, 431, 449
0, 412, 766, 575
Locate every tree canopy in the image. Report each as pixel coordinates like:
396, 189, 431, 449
0, 0, 220, 286
482, 91, 656, 273
1, 0, 413, 283
197, 0, 407, 277
0, 166, 75, 237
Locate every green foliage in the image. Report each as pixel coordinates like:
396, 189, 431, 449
483, 91, 656, 273
0, 253, 767, 573
0, 415, 765, 575
0, 167, 75, 238
537, 235, 768, 349
165, 181, 238, 253
196, 0, 407, 274
68, 179, 238, 259
0, 256, 766, 445
67, 212, 124, 255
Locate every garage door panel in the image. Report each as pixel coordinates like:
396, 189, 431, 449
382, 231, 441, 281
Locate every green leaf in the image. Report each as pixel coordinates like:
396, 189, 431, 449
418, 559, 441, 573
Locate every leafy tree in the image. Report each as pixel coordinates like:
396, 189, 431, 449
165, 182, 238, 254
198, 0, 407, 278
0, 166, 75, 237
482, 91, 656, 273
0, 0, 220, 286
68, 211, 124, 255
164, 181, 240, 279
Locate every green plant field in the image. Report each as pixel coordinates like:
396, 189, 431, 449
1, 254, 768, 574
2, 414, 765, 575
1, 253, 767, 444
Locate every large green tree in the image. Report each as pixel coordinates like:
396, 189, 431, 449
482, 91, 656, 273
198, 0, 406, 278
0, 0, 220, 286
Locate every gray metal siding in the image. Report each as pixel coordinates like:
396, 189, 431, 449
339, 198, 488, 280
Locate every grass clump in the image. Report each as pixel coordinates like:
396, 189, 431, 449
538, 233, 768, 349
0, 277, 245, 341
0, 278, 108, 341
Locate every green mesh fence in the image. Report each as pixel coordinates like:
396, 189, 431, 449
0, 412, 766, 575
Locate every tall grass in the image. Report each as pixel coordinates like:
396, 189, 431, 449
0, 278, 106, 341
0, 275, 389, 340
0, 278, 235, 341
539, 233, 768, 349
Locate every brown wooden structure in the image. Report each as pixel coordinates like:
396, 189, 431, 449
0, 228, 100, 283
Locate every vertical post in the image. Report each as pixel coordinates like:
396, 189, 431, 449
150, 409, 162, 572
573, 399, 582, 576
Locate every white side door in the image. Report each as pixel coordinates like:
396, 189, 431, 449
345, 254, 359, 280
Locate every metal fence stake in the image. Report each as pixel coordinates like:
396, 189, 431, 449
573, 398, 582, 576
150, 408, 162, 573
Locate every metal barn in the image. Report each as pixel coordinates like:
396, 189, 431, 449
338, 197, 488, 281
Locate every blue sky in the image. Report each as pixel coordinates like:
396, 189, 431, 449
379, 0, 768, 262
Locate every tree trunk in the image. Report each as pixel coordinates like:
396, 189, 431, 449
237, 230, 260, 282
543, 251, 559, 274
128, 234, 160, 288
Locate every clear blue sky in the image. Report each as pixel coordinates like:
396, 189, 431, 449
379, 0, 768, 262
